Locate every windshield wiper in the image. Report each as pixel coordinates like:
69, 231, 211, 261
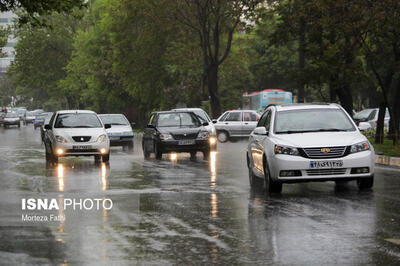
275, 130, 310, 134
71, 126, 95, 128
311, 128, 349, 132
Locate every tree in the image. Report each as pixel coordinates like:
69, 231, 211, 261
170, 0, 261, 118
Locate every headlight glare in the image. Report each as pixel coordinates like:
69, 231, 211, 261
274, 144, 299, 156
55, 135, 67, 143
350, 141, 370, 153
96, 134, 107, 143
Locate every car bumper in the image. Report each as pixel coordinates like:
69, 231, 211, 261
269, 150, 375, 182
160, 139, 211, 152
4, 121, 20, 125
53, 141, 110, 156
108, 135, 134, 146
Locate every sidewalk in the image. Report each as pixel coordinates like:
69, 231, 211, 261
375, 154, 400, 167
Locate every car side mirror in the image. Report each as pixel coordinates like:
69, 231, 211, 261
202, 122, 209, 126
44, 124, 51, 130
358, 122, 371, 131
147, 124, 155, 128
212, 119, 217, 124
104, 124, 112, 129
253, 127, 268, 135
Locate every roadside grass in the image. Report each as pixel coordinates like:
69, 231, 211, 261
368, 137, 400, 157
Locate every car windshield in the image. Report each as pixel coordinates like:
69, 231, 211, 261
354, 109, 374, 120
274, 108, 356, 134
99, 114, 129, 125
192, 110, 210, 122
26, 112, 34, 116
157, 112, 200, 128
6, 113, 18, 118
54, 113, 102, 128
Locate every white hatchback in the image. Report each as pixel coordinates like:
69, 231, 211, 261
44, 110, 111, 163
247, 104, 375, 193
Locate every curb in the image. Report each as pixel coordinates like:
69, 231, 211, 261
375, 155, 400, 167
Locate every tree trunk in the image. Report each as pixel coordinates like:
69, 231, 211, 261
375, 102, 386, 144
297, 17, 306, 103
335, 85, 353, 117
207, 64, 221, 118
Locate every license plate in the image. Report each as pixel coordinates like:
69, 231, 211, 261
310, 160, 343, 169
178, 139, 195, 145
72, 145, 91, 150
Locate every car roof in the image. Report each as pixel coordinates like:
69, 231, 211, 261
98, 114, 126, 116
274, 103, 341, 112
153, 110, 195, 115
172, 108, 204, 111
57, 110, 96, 114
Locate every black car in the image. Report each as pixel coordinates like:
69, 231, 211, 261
142, 111, 212, 159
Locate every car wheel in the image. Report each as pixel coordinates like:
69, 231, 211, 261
357, 176, 374, 190
143, 143, 150, 159
263, 158, 282, 194
202, 149, 210, 160
155, 144, 162, 159
217, 131, 228, 143
102, 153, 110, 162
18, 123, 21, 128
190, 151, 197, 160
127, 141, 134, 152
94, 155, 101, 163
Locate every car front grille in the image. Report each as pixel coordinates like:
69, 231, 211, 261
305, 168, 347, 176
300, 146, 348, 159
172, 133, 198, 140
72, 136, 91, 142
65, 149, 98, 153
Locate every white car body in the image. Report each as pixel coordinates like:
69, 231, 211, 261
98, 114, 134, 150
44, 110, 110, 162
247, 104, 375, 193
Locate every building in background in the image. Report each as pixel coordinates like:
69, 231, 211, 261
0, 11, 17, 73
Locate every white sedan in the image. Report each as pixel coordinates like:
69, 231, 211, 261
247, 103, 375, 193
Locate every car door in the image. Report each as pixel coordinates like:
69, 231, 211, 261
242, 111, 260, 135
249, 110, 272, 173
222, 111, 242, 136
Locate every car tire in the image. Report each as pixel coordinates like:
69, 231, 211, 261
217, 131, 229, 143
143, 143, 150, 159
247, 155, 263, 189
190, 151, 197, 160
202, 149, 210, 160
155, 144, 162, 159
94, 155, 101, 163
18, 123, 21, 128
127, 141, 134, 152
357, 176, 374, 190
263, 158, 282, 194
102, 153, 110, 162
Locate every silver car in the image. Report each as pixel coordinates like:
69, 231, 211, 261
213, 110, 260, 142
354, 108, 390, 128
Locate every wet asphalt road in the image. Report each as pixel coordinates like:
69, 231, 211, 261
0, 125, 400, 265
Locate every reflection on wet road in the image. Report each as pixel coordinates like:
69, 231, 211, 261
0, 126, 400, 264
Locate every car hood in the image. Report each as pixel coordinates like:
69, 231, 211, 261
53, 128, 107, 140
158, 127, 203, 135
272, 131, 366, 148
4, 118, 19, 121
105, 125, 133, 134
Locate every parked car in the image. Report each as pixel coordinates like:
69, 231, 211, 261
353, 108, 390, 128
25, 111, 36, 124
98, 114, 134, 152
40, 112, 53, 142
213, 110, 260, 142
43, 110, 111, 163
33, 112, 51, 130
142, 111, 212, 159
171, 108, 217, 150
247, 103, 375, 193
3, 112, 20, 128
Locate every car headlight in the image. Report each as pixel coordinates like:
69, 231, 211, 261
160, 133, 173, 140
96, 134, 107, 143
198, 131, 210, 139
123, 131, 134, 136
55, 135, 68, 143
275, 144, 299, 156
350, 141, 370, 153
